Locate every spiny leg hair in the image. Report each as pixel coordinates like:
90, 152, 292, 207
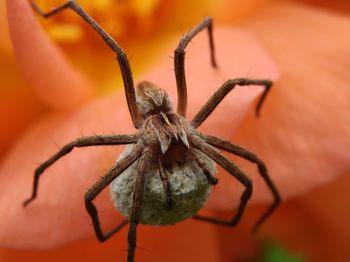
202, 134, 281, 233
191, 78, 272, 128
174, 17, 217, 117
84, 141, 144, 242
23, 134, 139, 207
158, 157, 173, 209
127, 148, 153, 262
31, 1, 142, 128
190, 135, 253, 227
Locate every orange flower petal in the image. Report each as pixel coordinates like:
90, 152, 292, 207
0, 0, 12, 55
297, 0, 350, 15
212, 0, 273, 23
213, 171, 350, 261
265, 171, 350, 261
0, 45, 46, 160
0, 92, 134, 248
207, 2, 350, 211
0, 220, 221, 261
0, 86, 43, 159
0, 27, 279, 248
6, 0, 94, 111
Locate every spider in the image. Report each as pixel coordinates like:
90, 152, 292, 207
24, 1, 280, 262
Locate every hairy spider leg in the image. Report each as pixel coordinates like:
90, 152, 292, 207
128, 147, 153, 262
84, 142, 144, 242
31, 1, 142, 128
158, 157, 173, 209
23, 134, 139, 206
191, 135, 253, 227
174, 17, 217, 117
191, 78, 273, 128
202, 134, 281, 233
189, 148, 218, 185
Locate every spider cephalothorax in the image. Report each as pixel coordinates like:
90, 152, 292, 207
136, 81, 173, 118
136, 81, 190, 153
25, 1, 281, 262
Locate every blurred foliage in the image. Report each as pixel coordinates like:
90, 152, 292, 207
248, 241, 305, 262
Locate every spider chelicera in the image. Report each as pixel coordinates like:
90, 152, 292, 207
24, 1, 281, 262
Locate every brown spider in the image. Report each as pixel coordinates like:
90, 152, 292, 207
24, 1, 280, 262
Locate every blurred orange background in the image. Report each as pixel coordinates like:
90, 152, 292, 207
1, 0, 350, 261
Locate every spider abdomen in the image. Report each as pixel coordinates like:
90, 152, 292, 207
110, 144, 216, 225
